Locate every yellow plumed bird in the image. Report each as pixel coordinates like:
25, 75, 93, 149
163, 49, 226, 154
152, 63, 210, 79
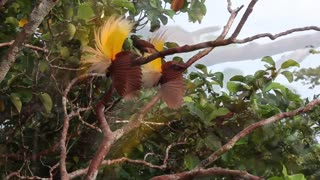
82, 16, 142, 99
140, 30, 166, 88
132, 30, 186, 109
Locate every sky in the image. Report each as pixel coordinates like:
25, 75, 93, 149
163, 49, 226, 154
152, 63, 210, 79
165, 0, 320, 98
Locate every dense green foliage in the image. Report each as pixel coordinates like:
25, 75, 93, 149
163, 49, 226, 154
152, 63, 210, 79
0, 0, 319, 179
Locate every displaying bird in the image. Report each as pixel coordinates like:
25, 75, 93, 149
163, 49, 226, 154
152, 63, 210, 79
132, 30, 187, 109
81, 16, 141, 99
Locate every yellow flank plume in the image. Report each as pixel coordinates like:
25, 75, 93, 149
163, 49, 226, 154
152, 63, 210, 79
145, 30, 167, 72
81, 16, 134, 73
95, 16, 134, 60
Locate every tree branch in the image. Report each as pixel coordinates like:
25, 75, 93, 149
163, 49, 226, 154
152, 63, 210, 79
185, 1, 244, 68
151, 167, 263, 180
230, 0, 258, 39
69, 142, 186, 178
60, 73, 104, 180
235, 26, 320, 43
0, 41, 48, 52
0, 0, 59, 83
85, 93, 162, 179
197, 98, 320, 168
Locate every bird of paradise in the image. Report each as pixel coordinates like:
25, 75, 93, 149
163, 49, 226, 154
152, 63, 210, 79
132, 31, 186, 109
82, 16, 141, 99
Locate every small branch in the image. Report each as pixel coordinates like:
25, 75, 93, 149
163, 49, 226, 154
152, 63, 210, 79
150, 167, 263, 180
69, 142, 185, 179
0, 41, 48, 52
235, 26, 320, 43
114, 93, 162, 139
185, 2, 244, 68
197, 98, 320, 168
230, 0, 258, 39
0, 0, 59, 83
5, 172, 45, 180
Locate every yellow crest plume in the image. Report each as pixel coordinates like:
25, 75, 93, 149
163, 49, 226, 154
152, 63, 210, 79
81, 16, 134, 73
143, 29, 167, 73
141, 30, 168, 88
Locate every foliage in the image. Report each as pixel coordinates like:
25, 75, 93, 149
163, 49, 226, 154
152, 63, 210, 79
0, 0, 319, 179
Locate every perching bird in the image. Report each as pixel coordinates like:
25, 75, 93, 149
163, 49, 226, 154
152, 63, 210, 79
133, 30, 187, 109
81, 16, 142, 99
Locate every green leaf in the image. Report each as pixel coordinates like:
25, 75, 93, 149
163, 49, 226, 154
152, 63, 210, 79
268, 177, 284, 180
254, 70, 268, 78
209, 108, 230, 120
187, 104, 205, 122
281, 59, 300, 69
39, 60, 49, 73
73, 156, 79, 164
282, 165, 288, 176
112, 0, 136, 13
39, 92, 53, 113
184, 96, 194, 103
204, 134, 221, 150
195, 64, 207, 74
5, 17, 19, 26
77, 3, 95, 21
281, 71, 294, 83
211, 72, 224, 87
264, 82, 285, 92
235, 136, 248, 145
184, 154, 200, 170
189, 72, 199, 80
230, 75, 246, 82
262, 56, 275, 67
286, 174, 306, 180
17, 89, 33, 103
149, 0, 161, 8
10, 93, 22, 113
164, 9, 175, 18
227, 82, 242, 93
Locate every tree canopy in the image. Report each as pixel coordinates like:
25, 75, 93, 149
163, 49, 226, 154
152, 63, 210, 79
0, 0, 319, 179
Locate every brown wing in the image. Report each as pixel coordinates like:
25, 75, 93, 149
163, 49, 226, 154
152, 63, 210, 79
159, 61, 186, 109
109, 51, 142, 100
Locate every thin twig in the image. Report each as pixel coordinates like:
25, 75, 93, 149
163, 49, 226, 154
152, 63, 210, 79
150, 167, 263, 180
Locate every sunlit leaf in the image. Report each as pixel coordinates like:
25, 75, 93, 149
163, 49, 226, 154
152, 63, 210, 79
262, 56, 275, 67
281, 71, 294, 83
112, 0, 136, 13
281, 59, 300, 69
184, 154, 200, 170
10, 93, 22, 113
39, 92, 53, 113
227, 82, 242, 93
77, 3, 95, 21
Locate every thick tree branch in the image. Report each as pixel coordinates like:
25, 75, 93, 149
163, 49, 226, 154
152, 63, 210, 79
60, 73, 104, 180
197, 98, 320, 168
85, 87, 115, 180
84, 93, 162, 179
0, 0, 59, 83
151, 167, 263, 180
